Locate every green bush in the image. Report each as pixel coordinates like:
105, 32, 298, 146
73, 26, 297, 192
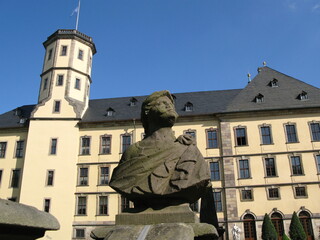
289, 212, 306, 240
283, 233, 291, 240
262, 213, 278, 240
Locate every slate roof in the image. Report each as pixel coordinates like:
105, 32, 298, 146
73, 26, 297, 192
0, 67, 319, 129
225, 67, 320, 113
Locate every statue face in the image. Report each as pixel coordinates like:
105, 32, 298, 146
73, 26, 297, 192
149, 96, 178, 126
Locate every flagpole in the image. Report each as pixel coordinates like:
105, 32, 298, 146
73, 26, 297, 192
75, 0, 81, 30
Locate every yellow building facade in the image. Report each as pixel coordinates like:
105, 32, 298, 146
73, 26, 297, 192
0, 29, 319, 240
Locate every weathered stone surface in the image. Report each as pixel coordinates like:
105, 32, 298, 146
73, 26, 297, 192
116, 204, 198, 225
145, 223, 194, 240
0, 199, 59, 240
110, 90, 211, 208
191, 223, 219, 239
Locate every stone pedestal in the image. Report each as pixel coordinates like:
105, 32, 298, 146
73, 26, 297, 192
0, 199, 60, 240
91, 204, 218, 240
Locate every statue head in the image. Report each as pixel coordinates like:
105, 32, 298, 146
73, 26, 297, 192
141, 90, 178, 136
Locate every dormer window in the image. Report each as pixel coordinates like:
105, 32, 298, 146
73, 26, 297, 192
269, 79, 278, 87
254, 93, 264, 103
106, 108, 115, 117
184, 102, 193, 112
129, 98, 137, 106
298, 91, 308, 100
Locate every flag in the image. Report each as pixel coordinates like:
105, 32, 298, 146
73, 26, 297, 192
71, 6, 79, 16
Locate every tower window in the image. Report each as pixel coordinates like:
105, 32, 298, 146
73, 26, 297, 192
60, 45, 68, 56
57, 75, 64, 86
43, 78, 48, 91
78, 49, 84, 60
50, 138, 57, 155
53, 101, 61, 113
46, 170, 54, 186
47, 49, 53, 61
44, 199, 51, 212
75, 78, 81, 90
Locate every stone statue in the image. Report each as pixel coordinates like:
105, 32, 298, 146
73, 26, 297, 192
232, 224, 241, 240
110, 90, 211, 208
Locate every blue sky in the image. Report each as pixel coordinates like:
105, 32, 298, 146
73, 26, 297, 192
1, 0, 320, 114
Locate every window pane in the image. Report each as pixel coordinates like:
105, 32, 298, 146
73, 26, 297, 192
77, 197, 86, 215
121, 196, 131, 212
213, 192, 222, 212
310, 123, 320, 141
261, 126, 272, 144
81, 137, 90, 155
15, 141, 24, 158
79, 168, 88, 185
207, 130, 218, 148
50, 139, 57, 155
122, 135, 131, 153
265, 158, 276, 177
316, 155, 320, 173
291, 156, 303, 175
99, 196, 108, 215
236, 128, 247, 146
210, 162, 220, 181
268, 188, 279, 199
0, 142, 7, 158
100, 167, 109, 185
11, 169, 20, 188
286, 125, 298, 143
241, 190, 253, 200
239, 159, 250, 178
47, 171, 54, 186
101, 136, 111, 154
44, 199, 50, 212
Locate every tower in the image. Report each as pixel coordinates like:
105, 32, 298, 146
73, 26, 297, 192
35, 29, 96, 118
19, 30, 96, 239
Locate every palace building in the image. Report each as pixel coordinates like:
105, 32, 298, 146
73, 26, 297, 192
0, 29, 319, 240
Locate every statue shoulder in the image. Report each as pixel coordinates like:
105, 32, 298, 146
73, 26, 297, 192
119, 142, 141, 163
176, 134, 196, 146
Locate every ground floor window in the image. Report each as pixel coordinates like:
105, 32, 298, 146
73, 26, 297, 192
243, 214, 257, 240
271, 212, 284, 239
299, 211, 314, 240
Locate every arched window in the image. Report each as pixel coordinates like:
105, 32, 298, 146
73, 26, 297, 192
299, 211, 314, 240
243, 214, 257, 240
271, 212, 284, 239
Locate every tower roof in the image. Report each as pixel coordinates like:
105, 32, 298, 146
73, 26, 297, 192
43, 29, 96, 54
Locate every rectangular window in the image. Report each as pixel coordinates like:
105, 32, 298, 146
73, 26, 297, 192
100, 135, 111, 154
285, 124, 298, 143
60, 45, 68, 56
11, 169, 20, 188
99, 167, 109, 185
0, 142, 7, 158
57, 75, 64, 86
265, 158, 277, 177
53, 101, 60, 113
15, 140, 24, 158
77, 196, 87, 215
80, 137, 90, 155
310, 122, 320, 141
235, 127, 247, 146
291, 156, 303, 175
78, 49, 84, 60
316, 155, 320, 173
210, 162, 220, 181
121, 135, 131, 153
47, 49, 53, 61
44, 199, 51, 212
43, 78, 48, 91
260, 126, 272, 144
206, 129, 218, 148
241, 189, 253, 201
121, 196, 131, 212
98, 196, 108, 215
239, 159, 250, 179
47, 170, 54, 186
75, 78, 81, 90
295, 186, 307, 197
50, 138, 57, 155
75, 229, 85, 238
268, 188, 280, 199
213, 192, 222, 212
78, 167, 88, 186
